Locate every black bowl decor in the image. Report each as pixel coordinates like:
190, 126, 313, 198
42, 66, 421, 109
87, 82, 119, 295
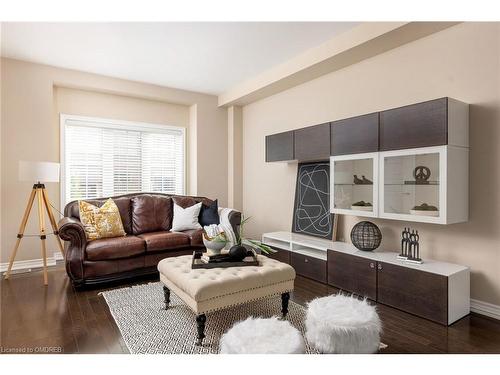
228, 245, 248, 261
350, 221, 382, 251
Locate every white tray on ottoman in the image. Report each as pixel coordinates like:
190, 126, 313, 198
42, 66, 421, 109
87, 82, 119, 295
157, 254, 296, 345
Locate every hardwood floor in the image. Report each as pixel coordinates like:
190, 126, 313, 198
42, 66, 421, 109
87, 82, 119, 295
1, 263, 500, 354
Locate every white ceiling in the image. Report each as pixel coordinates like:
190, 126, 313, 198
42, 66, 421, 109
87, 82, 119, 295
1, 22, 359, 95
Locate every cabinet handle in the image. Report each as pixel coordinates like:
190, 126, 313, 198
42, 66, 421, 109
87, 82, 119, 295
369, 262, 375, 269
304, 258, 309, 263
377, 263, 382, 270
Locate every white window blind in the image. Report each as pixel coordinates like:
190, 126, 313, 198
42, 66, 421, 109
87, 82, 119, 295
62, 115, 185, 204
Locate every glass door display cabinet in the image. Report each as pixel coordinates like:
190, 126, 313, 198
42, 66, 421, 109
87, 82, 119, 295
330, 152, 379, 218
379, 145, 468, 224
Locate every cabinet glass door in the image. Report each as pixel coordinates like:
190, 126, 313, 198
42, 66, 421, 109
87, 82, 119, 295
330, 153, 378, 217
380, 146, 445, 223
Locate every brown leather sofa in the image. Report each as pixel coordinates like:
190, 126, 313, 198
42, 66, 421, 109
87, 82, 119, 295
58, 193, 241, 289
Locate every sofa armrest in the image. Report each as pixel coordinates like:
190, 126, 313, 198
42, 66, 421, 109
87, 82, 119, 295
58, 217, 87, 246
58, 217, 87, 283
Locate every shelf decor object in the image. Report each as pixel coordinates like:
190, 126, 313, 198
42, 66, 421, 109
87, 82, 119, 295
399, 227, 410, 260
406, 230, 422, 264
350, 221, 382, 252
4, 161, 65, 285
408, 165, 431, 184
202, 224, 227, 256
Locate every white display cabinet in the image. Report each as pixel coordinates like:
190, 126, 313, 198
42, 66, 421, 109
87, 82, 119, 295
330, 152, 379, 218
379, 145, 468, 224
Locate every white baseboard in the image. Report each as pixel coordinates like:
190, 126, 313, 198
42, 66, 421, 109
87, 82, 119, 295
0, 251, 61, 273
470, 299, 500, 321
54, 252, 64, 261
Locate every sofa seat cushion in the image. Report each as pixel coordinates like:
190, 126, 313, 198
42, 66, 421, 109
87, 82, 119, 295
182, 228, 204, 247
138, 231, 190, 252
86, 235, 145, 261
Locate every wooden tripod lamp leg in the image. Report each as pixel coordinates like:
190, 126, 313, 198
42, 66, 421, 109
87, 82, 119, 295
41, 187, 65, 257
4, 188, 37, 280
37, 188, 49, 285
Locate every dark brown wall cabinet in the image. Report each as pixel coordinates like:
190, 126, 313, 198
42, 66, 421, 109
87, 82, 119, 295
267, 248, 291, 264
379, 98, 448, 151
265, 131, 294, 162
294, 123, 331, 161
330, 113, 379, 155
327, 250, 377, 300
291, 252, 327, 283
266, 97, 468, 162
327, 250, 450, 325
377, 262, 448, 325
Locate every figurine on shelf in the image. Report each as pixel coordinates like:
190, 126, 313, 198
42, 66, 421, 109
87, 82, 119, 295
413, 166, 431, 184
399, 227, 423, 264
351, 200, 373, 212
407, 230, 422, 264
361, 175, 373, 185
398, 227, 410, 260
353, 175, 364, 184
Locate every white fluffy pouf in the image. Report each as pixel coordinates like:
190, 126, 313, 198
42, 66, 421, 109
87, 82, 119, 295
219, 317, 305, 354
305, 294, 381, 354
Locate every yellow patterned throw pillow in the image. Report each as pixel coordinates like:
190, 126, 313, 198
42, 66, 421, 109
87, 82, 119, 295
79, 198, 126, 241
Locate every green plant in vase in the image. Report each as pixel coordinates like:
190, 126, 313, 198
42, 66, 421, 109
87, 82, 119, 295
229, 216, 276, 260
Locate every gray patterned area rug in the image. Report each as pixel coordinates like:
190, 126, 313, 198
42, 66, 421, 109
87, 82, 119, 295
100, 281, 319, 354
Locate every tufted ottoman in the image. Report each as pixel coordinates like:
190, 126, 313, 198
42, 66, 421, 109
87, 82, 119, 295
157, 254, 296, 345
305, 294, 381, 354
220, 317, 305, 354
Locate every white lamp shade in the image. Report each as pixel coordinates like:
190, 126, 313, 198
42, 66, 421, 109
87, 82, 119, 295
19, 161, 60, 183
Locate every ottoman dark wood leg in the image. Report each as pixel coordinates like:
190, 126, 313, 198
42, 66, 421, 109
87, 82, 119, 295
281, 292, 290, 317
163, 285, 170, 310
196, 314, 206, 346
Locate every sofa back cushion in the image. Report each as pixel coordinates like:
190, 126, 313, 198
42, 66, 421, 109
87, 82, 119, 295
131, 195, 173, 234
65, 196, 133, 234
172, 196, 213, 209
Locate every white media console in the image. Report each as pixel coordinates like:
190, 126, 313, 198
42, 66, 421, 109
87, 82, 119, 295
262, 231, 470, 325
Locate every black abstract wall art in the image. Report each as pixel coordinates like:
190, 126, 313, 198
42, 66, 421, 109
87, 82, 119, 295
292, 162, 333, 239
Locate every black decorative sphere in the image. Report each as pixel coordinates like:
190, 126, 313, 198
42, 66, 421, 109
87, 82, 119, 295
229, 245, 247, 261
350, 221, 382, 251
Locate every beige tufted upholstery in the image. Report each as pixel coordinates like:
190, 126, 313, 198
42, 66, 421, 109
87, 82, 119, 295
158, 255, 295, 314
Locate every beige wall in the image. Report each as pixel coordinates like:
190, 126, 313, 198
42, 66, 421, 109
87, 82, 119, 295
55, 87, 190, 127
242, 23, 500, 305
1, 58, 228, 263
227, 106, 243, 210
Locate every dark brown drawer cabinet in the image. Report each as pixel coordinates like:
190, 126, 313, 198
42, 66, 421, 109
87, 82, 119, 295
380, 98, 448, 151
294, 123, 331, 161
266, 248, 291, 264
291, 252, 327, 283
331, 113, 379, 155
377, 261, 448, 325
265, 131, 294, 162
327, 250, 377, 300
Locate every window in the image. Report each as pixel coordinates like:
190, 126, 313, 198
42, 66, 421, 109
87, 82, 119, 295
61, 115, 185, 205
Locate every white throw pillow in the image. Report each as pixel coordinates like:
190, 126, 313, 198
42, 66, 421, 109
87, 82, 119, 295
171, 202, 202, 231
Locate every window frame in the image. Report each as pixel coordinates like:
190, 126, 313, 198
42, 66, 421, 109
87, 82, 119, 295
60, 113, 186, 210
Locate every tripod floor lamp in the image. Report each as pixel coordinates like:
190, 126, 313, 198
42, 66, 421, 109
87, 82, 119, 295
4, 161, 65, 285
